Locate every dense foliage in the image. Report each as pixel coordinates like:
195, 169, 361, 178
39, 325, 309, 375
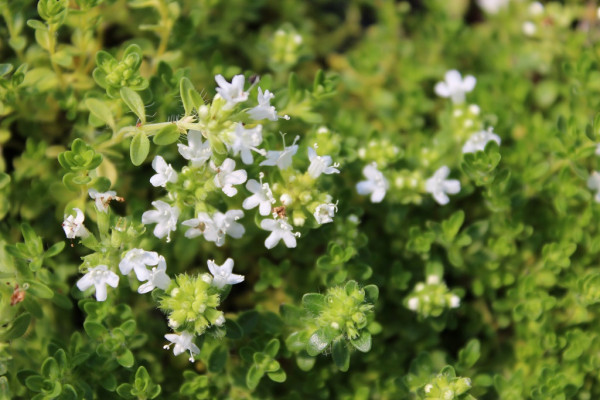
1, 0, 599, 398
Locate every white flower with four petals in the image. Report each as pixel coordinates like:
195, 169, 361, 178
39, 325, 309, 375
76, 265, 119, 301
425, 166, 461, 205
207, 258, 244, 289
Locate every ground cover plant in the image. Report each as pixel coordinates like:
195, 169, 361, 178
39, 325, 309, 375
1, 0, 600, 398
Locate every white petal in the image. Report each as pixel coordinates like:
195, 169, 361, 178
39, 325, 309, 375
444, 180, 461, 194
356, 181, 375, 196
265, 231, 282, 249
434, 82, 450, 97
94, 283, 108, 301
370, 188, 386, 203
462, 75, 476, 92
282, 232, 297, 248
260, 219, 278, 231
76, 274, 94, 291
105, 272, 120, 288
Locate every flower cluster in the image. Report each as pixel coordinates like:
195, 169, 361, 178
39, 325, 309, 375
405, 275, 460, 318
139, 75, 341, 250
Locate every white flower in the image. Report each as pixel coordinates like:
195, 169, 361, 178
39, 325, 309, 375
178, 130, 212, 167
529, 2, 544, 16
207, 258, 244, 289
163, 331, 200, 362
62, 208, 89, 239
215, 74, 248, 110
434, 70, 476, 104
356, 163, 389, 203
246, 87, 289, 121
427, 275, 440, 285
407, 297, 419, 311
307, 147, 340, 179
260, 136, 300, 170
138, 256, 171, 293
88, 189, 118, 213
522, 21, 536, 36
314, 202, 337, 224
182, 212, 218, 241
212, 210, 245, 246
141, 200, 180, 240
212, 158, 247, 197
260, 218, 298, 249
76, 265, 119, 301
228, 124, 264, 165
424, 384, 433, 394
119, 248, 159, 281
477, 0, 509, 14
587, 171, 600, 202
150, 155, 178, 187
450, 294, 461, 308
182, 210, 245, 246
462, 128, 501, 154
425, 166, 461, 205
242, 179, 275, 216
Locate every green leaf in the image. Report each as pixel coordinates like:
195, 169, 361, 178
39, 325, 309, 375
120, 87, 146, 123
153, 124, 180, 146
26, 281, 54, 299
44, 242, 65, 258
350, 332, 372, 353
180, 77, 198, 116
83, 321, 106, 340
208, 346, 228, 373
0, 64, 13, 77
41, 357, 59, 380
307, 327, 336, 356
363, 284, 379, 303
246, 365, 264, 390
458, 339, 480, 369
264, 339, 280, 358
116, 383, 135, 399
85, 98, 115, 129
332, 340, 350, 372
0, 312, 31, 340
25, 375, 44, 391
130, 131, 150, 166
267, 369, 286, 383
117, 349, 134, 368
224, 319, 243, 339
302, 293, 326, 315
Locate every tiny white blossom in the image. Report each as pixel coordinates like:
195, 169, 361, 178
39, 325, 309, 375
178, 130, 212, 167
356, 163, 389, 203
141, 200, 180, 240
260, 136, 300, 170
314, 202, 337, 224
424, 384, 433, 394
522, 21, 536, 36
119, 248, 159, 281
260, 218, 298, 249
450, 294, 461, 308
462, 128, 501, 154
280, 193, 293, 206
62, 208, 89, 239
425, 166, 461, 205
215, 315, 226, 326
182, 212, 218, 241
587, 171, 600, 202
183, 210, 245, 246
434, 70, 476, 104
307, 147, 340, 179
163, 331, 200, 362
138, 256, 171, 293
228, 124, 264, 165
477, 0, 509, 14
215, 74, 248, 110
407, 297, 419, 311
212, 158, 247, 197
529, 1, 544, 16
76, 265, 119, 302
243, 179, 275, 216
88, 189, 118, 213
246, 87, 289, 121
207, 258, 245, 289
150, 155, 178, 187
427, 275, 440, 285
